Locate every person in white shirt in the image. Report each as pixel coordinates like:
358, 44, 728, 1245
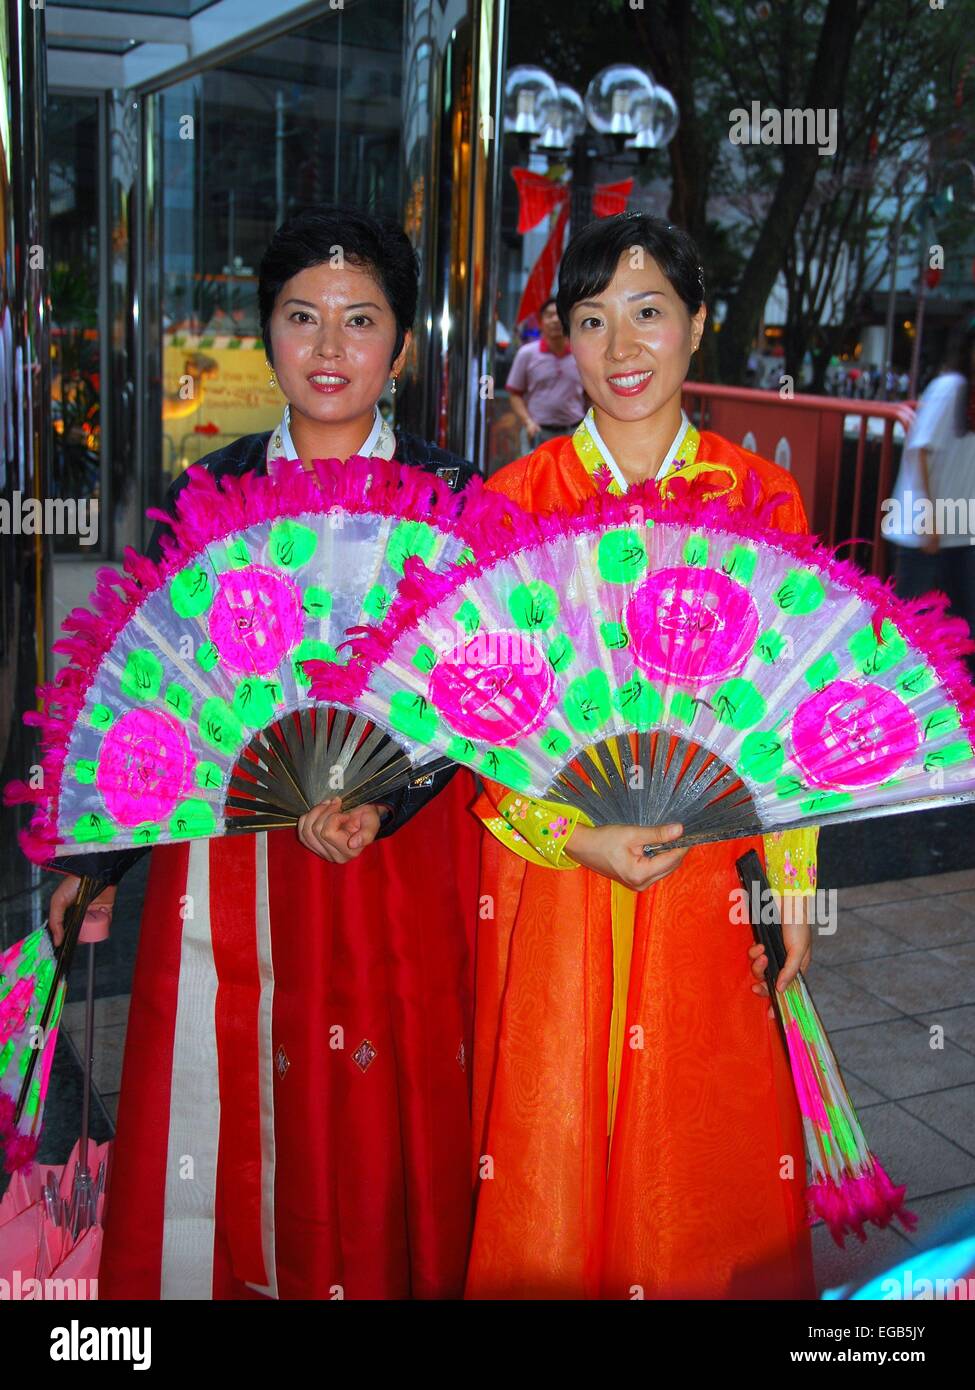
884, 324, 975, 646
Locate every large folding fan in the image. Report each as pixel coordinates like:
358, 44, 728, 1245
309, 476, 975, 846
7, 455, 506, 867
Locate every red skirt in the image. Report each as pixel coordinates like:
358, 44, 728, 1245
99, 772, 480, 1300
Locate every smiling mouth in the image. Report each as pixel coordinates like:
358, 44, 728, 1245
308, 373, 350, 386
608, 370, 653, 388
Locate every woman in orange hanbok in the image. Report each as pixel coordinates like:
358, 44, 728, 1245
466, 214, 819, 1300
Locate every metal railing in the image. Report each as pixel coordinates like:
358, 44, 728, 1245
682, 381, 916, 579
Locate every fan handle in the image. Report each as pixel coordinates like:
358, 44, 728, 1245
14, 873, 108, 1128
735, 850, 789, 1049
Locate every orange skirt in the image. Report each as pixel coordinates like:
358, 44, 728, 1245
466, 831, 816, 1300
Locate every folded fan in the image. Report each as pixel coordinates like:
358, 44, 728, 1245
6, 455, 503, 862
309, 477, 975, 844
0, 930, 65, 1171
737, 850, 915, 1248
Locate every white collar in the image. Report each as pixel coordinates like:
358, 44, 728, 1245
583, 407, 692, 494
267, 404, 395, 465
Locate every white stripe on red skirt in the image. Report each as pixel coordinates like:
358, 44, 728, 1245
160, 838, 221, 1299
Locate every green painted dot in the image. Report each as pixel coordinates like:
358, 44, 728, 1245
547, 633, 575, 673
412, 644, 437, 673
848, 619, 907, 676
195, 760, 224, 791
737, 732, 785, 782
775, 774, 805, 800
509, 581, 559, 631
669, 691, 698, 726
540, 727, 572, 758
71, 811, 117, 847
269, 519, 317, 570
131, 823, 161, 846
896, 665, 934, 698
164, 683, 193, 721
170, 564, 213, 618
597, 528, 648, 584
562, 669, 611, 735
195, 641, 220, 672
479, 747, 532, 791
754, 630, 787, 664
721, 545, 757, 585
120, 649, 163, 703
683, 534, 709, 567
923, 707, 961, 741
924, 739, 973, 771
387, 520, 437, 576
389, 689, 439, 743
454, 600, 481, 636
712, 678, 767, 729
74, 759, 97, 784
774, 569, 825, 615
363, 584, 393, 622
170, 798, 217, 839
456, 546, 476, 567
233, 678, 277, 729
799, 789, 853, 815
226, 537, 250, 569
198, 697, 246, 753
90, 704, 114, 731
446, 735, 477, 763
804, 653, 840, 691
612, 675, 663, 728
293, 639, 339, 688
600, 621, 629, 651
303, 586, 333, 620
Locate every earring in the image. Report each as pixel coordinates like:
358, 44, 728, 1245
265, 359, 277, 389
390, 376, 397, 396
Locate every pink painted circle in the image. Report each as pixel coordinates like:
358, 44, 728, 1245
96, 708, 196, 826
791, 680, 919, 790
208, 566, 304, 675
427, 633, 555, 745
626, 565, 759, 686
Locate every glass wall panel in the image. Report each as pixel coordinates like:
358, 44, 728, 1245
48, 93, 102, 555
144, 0, 404, 522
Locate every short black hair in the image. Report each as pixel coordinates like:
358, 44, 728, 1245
539, 296, 559, 315
556, 213, 705, 334
259, 204, 419, 367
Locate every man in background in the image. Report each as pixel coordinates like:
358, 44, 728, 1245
506, 297, 586, 450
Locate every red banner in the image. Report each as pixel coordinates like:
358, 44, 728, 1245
592, 178, 634, 218
511, 170, 634, 324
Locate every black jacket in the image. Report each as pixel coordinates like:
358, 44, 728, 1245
57, 427, 476, 886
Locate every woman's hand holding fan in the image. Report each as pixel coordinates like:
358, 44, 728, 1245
564, 819, 688, 889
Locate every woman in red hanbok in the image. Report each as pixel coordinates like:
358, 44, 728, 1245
46, 206, 481, 1300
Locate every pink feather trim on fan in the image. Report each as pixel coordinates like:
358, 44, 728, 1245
315, 469, 975, 747
3, 455, 496, 865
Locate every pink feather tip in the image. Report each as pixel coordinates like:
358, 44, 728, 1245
807, 1159, 917, 1248
1, 1132, 40, 1175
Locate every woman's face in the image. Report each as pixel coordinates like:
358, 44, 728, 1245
567, 251, 706, 424
267, 261, 409, 425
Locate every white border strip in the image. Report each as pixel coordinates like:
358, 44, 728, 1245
160, 840, 221, 1300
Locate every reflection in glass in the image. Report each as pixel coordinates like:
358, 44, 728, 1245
145, 2, 405, 505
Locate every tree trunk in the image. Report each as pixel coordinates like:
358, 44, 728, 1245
716, 0, 862, 383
